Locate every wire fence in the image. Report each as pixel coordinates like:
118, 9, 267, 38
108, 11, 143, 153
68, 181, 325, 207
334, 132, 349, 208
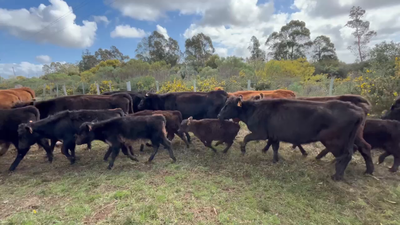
2, 77, 341, 101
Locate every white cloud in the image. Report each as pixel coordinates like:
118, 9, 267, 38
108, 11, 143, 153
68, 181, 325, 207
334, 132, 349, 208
110, 0, 229, 21
93, 15, 110, 26
0, 62, 43, 78
181, 0, 400, 63
156, 24, 169, 39
110, 25, 147, 38
215, 47, 228, 57
35, 55, 52, 64
0, 0, 97, 48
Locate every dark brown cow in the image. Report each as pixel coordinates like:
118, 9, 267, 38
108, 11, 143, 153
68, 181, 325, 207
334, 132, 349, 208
131, 110, 189, 151
76, 115, 175, 169
217, 97, 365, 180
13, 94, 134, 119
316, 119, 400, 173
179, 117, 240, 153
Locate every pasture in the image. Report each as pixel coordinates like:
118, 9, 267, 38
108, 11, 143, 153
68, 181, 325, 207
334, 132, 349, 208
0, 127, 399, 225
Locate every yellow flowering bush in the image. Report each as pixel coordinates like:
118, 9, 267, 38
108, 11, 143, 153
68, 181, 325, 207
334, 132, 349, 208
159, 79, 191, 93
159, 77, 226, 93
89, 80, 115, 94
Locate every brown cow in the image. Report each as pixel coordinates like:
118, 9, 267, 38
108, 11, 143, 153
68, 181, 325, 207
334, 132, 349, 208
0, 87, 35, 103
229, 89, 296, 100
0, 91, 21, 109
179, 117, 240, 153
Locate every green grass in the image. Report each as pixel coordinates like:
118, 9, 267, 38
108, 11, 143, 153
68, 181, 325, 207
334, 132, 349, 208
0, 129, 400, 224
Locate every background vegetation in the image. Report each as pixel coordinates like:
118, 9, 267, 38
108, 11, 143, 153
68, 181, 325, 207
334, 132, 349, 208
1, 6, 399, 115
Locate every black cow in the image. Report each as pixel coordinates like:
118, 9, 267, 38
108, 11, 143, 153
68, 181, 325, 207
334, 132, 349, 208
217, 97, 365, 181
382, 108, 400, 121
316, 119, 400, 173
137, 90, 229, 120
75, 115, 175, 169
17, 109, 125, 166
0, 106, 53, 171
102, 91, 145, 113
13, 93, 134, 119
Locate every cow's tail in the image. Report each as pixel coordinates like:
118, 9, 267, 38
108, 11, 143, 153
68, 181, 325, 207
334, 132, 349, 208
116, 93, 134, 114
22, 87, 36, 99
344, 114, 363, 156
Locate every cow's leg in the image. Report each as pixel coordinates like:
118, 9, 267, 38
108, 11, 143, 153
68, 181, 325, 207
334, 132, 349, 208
122, 145, 138, 161
148, 143, 160, 162
204, 141, 218, 153
167, 132, 175, 141
297, 145, 308, 156
291, 144, 296, 149
271, 141, 280, 163
262, 140, 272, 153
37, 138, 53, 163
86, 142, 92, 151
160, 137, 176, 162
61, 141, 75, 164
140, 144, 145, 152
389, 156, 400, 172
68, 141, 77, 164
185, 132, 191, 143
331, 152, 353, 181
316, 148, 331, 160
108, 145, 121, 170
0, 142, 11, 156
241, 132, 265, 154
9, 147, 30, 171
176, 130, 190, 148
357, 147, 374, 174
222, 141, 233, 154
378, 152, 391, 164
104, 147, 112, 161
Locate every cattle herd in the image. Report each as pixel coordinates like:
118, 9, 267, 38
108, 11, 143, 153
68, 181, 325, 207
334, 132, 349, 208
0, 86, 400, 181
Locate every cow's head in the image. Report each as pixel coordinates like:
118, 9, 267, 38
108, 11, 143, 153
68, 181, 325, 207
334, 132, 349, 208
179, 116, 193, 133
137, 93, 163, 111
17, 121, 39, 149
218, 96, 243, 121
75, 122, 95, 145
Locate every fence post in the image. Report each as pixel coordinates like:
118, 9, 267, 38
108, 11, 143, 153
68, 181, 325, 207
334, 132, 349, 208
329, 77, 334, 96
96, 83, 100, 95
82, 83, 85, 94
247, 80, 251, 90
109, 82, 112, 92
126, 81, 131, 91
43, 84, 46, 98
193, 80, 197, 92
156, 81, 159, 92
63, 84, 67, 96
56, 84, 59, 97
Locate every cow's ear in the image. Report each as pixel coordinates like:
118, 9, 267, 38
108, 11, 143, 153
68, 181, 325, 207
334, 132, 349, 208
86, 124, 92, 131
25, 125, 33, 134
237, 98, 242, 107
259, 93, 263, 99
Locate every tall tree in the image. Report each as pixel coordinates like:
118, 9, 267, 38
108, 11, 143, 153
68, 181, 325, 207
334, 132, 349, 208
78, 49, 99, 72
94, 46, 129, 62
265, 20, 312, 60
369, 41, 400, 76
135, 31, 181, 67
185, 33, 215, 69
42, 62, 79, 75
345, 6, 377, 62
248, 36, 266, 61
311, 35, 337, 61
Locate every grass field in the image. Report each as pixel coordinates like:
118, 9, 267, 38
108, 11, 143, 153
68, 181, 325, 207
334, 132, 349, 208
0, 128, 400, 225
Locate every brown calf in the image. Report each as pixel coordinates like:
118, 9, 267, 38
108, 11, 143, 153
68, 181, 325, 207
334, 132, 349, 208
179, 117, 240, 153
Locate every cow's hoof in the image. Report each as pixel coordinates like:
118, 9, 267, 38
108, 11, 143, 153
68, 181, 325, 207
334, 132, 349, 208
171, 157, 177, 162
331, 174, 343, 181
272, 159, 279, 164
107, 165, 113, 170
389, 168, 398, 173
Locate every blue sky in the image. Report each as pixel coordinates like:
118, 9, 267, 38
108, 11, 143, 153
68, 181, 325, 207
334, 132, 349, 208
0, 0, 399, 77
